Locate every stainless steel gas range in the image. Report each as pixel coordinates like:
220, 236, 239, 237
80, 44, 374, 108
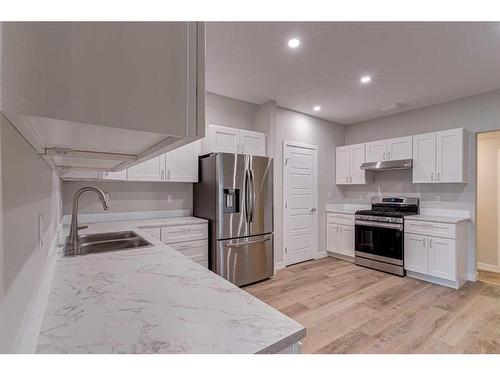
354, 197, 419, 276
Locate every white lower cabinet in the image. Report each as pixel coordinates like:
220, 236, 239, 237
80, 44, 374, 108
138, 222, 208, 267
404, 219, 467, 289
326, 213, 355, 259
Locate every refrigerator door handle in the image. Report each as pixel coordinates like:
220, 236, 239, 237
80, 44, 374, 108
224, 237, 271, 248
244, 169, 250, 223
249, 169, 256, 223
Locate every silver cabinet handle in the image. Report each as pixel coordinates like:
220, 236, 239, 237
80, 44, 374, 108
388, 151, 391, 159
161, 170, 164, 181
167, 170, 171, 181
437, 172, 440, 181
429, 238, 433, 248
422, 238, 426, 247
431, 172, 434, 182
349, 176, 352, 183
346, 176, 348, 183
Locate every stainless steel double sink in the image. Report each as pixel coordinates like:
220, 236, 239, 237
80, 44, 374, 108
64, 230, 152, 256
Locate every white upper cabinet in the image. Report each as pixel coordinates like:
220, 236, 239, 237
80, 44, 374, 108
0, 22, 205, 171
436, 128, 466, 183
365, 140, 387, 162
239, 130, 267, 156
205, 125, 267, 156
387, 136, 413, 160
336, 146, 351, 185
349, 143, 366, 184
165, 140, 201, 182
208, 125, 241, 153
365, 136, 412, 162
336, 144, 366, 185
100, 170, 127, 181
413, 132, 437, 183
127, 155, 166, 182
413, 128, 466, 183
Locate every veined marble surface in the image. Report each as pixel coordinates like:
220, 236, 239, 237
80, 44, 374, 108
37, 219, 305, 354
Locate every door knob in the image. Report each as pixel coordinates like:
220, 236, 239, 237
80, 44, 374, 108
310, 208, 317, 213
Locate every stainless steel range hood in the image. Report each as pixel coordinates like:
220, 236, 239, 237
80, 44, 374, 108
360, 159, 413, 171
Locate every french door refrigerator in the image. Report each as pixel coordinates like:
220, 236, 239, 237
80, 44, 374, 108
193, 153, 274, 286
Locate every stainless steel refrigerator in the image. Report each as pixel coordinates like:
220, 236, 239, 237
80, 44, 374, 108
193, 153, 273, 286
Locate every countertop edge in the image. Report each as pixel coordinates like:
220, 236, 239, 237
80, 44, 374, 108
256, 327, 307, 354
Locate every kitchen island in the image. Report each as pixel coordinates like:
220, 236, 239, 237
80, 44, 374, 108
36, 218, 305, 354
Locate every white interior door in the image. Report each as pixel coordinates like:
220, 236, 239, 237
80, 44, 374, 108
284, 142, 318, 266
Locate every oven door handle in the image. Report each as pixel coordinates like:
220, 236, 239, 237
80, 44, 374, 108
355, 220, 403, 231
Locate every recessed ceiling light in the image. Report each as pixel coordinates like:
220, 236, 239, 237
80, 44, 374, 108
360, 75, 372, 84
288, 38, 300, 48
313, 105, 321, 111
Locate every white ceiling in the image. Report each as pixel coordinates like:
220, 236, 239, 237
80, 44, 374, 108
206, 22, 500, 124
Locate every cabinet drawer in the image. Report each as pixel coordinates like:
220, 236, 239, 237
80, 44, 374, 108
169, 239, 208, 262
161, 224, 208, 243
327, 213, 354, 226
405, 220, 455, 239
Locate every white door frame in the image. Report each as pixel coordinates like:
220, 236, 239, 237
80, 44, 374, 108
283, 140, 319, 266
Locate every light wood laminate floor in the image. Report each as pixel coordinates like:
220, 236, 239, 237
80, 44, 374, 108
244, 257, 500, 354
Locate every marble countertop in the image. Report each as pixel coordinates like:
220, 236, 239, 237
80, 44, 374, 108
404, 214, 470, 224
37, 218, 305, 354
325, 204, 369, 215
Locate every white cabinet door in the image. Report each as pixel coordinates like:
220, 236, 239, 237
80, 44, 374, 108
349, 143, 366, 184
428, 237, 456, 281
100, 170, 127, 181
239, 130, 267, 156
365, 140, 387, 162
208, 125, 240, 153
412, 132, 436, 183
327, 224, 341, 253
404, 233, 428, 274
387, 136, 412, 160
127, 154, 166, 181
436, 128, 464, 183
336, 146, 350, 185
339, 225, 355, 257
165, 140, 201, 182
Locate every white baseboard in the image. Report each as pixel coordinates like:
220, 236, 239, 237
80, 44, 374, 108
274, 261, 285, 273
12, 224, 61, 353
316, 251, 328, 259
477, 262, 500, 273
468, 272, 478, 282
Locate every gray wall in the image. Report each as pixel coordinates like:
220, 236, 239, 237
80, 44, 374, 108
343, 89, 500, 276
62, 181, 192, 215
274, 108, 345, 264
0, 114, 61, 353
205, 92, 258, 131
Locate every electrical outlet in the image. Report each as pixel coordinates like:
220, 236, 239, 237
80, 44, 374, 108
167, 195, 173, 204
